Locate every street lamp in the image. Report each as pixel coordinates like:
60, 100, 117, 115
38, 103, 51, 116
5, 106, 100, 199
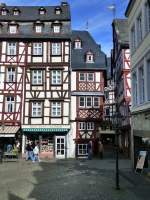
112, 111, 121, 190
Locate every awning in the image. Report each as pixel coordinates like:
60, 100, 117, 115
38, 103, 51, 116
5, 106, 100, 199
0, 126, 20, 137
22, 128, 69, 133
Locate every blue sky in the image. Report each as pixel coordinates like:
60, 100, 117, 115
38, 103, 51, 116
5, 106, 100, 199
2, 0, 129, 56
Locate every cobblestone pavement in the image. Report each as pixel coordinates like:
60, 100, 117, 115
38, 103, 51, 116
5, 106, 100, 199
0, 159, 149, 200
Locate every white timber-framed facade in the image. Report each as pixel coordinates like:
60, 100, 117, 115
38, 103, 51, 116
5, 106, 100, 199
0, 2, 73, 159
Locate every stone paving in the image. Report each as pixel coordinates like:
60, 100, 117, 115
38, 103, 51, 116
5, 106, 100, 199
0, 158, 149, 200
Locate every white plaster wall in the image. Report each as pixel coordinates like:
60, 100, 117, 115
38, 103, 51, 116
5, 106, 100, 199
67, 122, 76, 158
32, 57, 43, 63
71, 72, 76, 90
43, 42, 47, 63
31, 118, 42, 124
51, 57, 61, 62
70, 96, 76, 120
44, 117, 49, 124
51, 118, 61, 124
63, 102, 69, 116
96, 72, 100, 82
63, 117, 69, 124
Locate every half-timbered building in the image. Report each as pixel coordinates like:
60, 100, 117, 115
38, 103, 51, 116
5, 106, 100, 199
112, 19, 131, 156
71, 31, 107, 157
0, 2, 72, 159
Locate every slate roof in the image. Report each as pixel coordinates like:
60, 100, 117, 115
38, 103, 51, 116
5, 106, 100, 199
112, 19, 129, 45
71, 30, 107, 70
0, 2, 71, 39
0, 3, 70, 21
106, 57, 112, 80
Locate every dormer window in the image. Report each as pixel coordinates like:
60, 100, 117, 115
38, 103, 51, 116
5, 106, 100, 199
13, 8, 20, 15
9, 25, 17, 34
39, 7, 46, 15
74, 39, 82, 49
35, 25, 42, 33
86, 51, 94, 63
53, 25, 60, 33
55, 7, 61, 15
52, 21, 61, 33
1, 8, 7, 15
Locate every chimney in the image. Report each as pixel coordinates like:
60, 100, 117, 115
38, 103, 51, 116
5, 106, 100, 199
0, 3, 6, 7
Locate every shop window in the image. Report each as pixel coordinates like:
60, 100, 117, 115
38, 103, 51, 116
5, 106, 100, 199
78, 144, 88, 156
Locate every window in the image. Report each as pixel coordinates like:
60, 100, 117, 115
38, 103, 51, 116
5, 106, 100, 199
87, 122, 94, 130
78, 144, 88, 156
87, 73, 94, 81
131, 25, 136, 51
79, 97, 85, 107
55, 8, 61, 15
1, 9, 7, 15
6, 96, 14, 112
145, 2, 150, 33
39, 8, 46, 15
51, 70, 61, 84
74, 40, 81, 49
86, 52, 94, 63
132, 72, 138, 106
7, 67, 15, 82
86, 97, 92, 107
53, 25, 60, 33
7, 42, 16, 55
137, 13, 143, 43
9, 25, 17, 34
93, 97, 99, 107
32, 102, 42, 117
79, 122, 86, 130
79, 73, 86, 81
139, 66, 145, 104
33, 43, 43, 55
147, 60, 150, 101
51, 102, 61, 117
52, 43, 61, 55
13, 10, 19, 15
32, 70, 43, 85
35, 25, 42, 33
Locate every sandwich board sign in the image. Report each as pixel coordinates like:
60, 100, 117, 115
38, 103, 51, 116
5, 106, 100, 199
135, 151, 147, 173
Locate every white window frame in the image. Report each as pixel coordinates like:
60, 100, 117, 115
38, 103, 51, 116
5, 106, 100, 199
139, 66, 145, 104
9, 25, 17, 34
55, 9, 61, 15
7, 42, 16, 55
78, 144, 88, 156
33, 43, 43, 56
13, 10, 19, 15
32, 70, 43, 85
51, 102, 61, 117
52, 43, 61, 55
87, 73, 94, 81
35, 25, 42, 33
132, 72, 138, 106
87, 122, 94, 130
53, 25, 60, 33
75, 41, 81, 49
7, 67, 15, 82
86, 53, 94, 63
137, 13, 143, 44
6, 96, 14, 113
86, 97, 92, 107
32, 102, 42, 117
79, 97, 85, 108
79, 122, 86, 130
1, 10, 7, 15
79, 73, 86, 81
93, 97, 99, 108
39, 9, 45, 15
51, 70, 61, 85
147, 59, 150, 101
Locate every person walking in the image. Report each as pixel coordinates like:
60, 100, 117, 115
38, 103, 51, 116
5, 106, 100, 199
98, 140, 104, 159
87, 140, 93, 160
25, 142, 34, 161
33, 143, 40, 163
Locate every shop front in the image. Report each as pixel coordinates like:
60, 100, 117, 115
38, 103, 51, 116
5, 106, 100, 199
22, 126, 70, 159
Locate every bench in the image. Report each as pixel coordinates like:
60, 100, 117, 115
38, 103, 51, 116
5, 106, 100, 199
3, 151, 19, 161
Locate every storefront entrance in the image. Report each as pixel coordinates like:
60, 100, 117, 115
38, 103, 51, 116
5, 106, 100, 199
55, 136, 66, 159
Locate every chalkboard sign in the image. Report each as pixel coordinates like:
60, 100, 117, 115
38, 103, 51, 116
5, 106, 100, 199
135, 151, 147, 173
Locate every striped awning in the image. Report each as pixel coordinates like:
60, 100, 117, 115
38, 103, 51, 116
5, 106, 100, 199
22, 128, 69, 133
0, 126, 20, 137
